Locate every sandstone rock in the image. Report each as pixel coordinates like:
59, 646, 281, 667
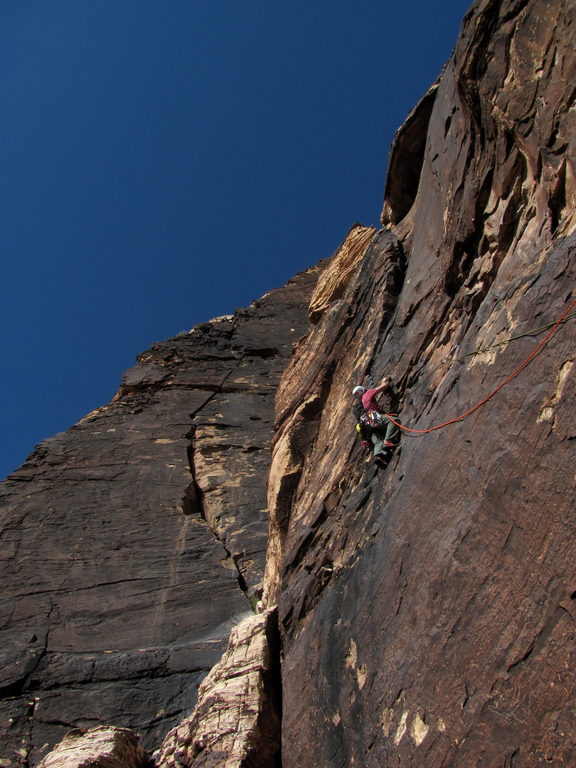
2, 1, 576, 766
308, 224, 377, 323
155, 608, 281, 768
36, 727, 148, 768
0, 270, 319, 765
265, 1, 576, 765
263, 227, 406, 608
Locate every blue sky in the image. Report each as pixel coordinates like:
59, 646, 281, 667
1, 0, 471, 479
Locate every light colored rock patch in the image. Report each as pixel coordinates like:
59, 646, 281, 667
308, 225, 376, 322
538, 359, 574, 423
37, 727, 148, 768
537, 405, 555, 423
467, 327, 511, 368
394, 710, 409, 745
346, 639, 358, 669
381, 707, 393, 737
556, 359, 574, 396
356, 663, 368, 689
156, 608, 280, 768
411, 713, 429, 746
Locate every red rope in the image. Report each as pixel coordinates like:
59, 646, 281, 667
387, 294, 576, 435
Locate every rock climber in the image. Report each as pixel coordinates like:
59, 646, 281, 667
352, 377, 400, 468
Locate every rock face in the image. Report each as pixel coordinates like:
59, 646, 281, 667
267, 1, 576, 766
156, 609, 280, 768
36, 727, 148, 768
3, 0, 576, 766
0, 269, 319, 765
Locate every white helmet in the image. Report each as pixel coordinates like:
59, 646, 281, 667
352, 386, 365, 396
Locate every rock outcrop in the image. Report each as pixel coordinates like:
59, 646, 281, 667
267, 1, 576, 766
0, 269, 319, 765
156, 609, 280, 768
36, 727, 148, 768
2, 0, 575, 766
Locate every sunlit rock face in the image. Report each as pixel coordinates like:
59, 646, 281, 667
36, 727, 148, 768
4, 0, 576, 766
0, 268, 319, 765
264, 1, 576, 766
155, 608, 281, 768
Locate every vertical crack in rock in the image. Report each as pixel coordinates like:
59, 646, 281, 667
8, 2, 576, 766
272, 2, 576, 766
0, 599, 55, 768
24, 599, 55, 768
182, 366, 265, 609
264, 228, 406, 608
155, 608, 283, 768
184, 418, 253, 609
0, 267, 319, 764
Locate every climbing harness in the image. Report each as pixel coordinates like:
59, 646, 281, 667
359, 411, 386, 429
387, 295, 576, 436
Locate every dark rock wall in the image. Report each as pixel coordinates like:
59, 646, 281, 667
0, 268, 319, 765
3, 0, 576, 766
267, 1, 576, 766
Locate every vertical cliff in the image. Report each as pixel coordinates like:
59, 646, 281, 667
2, 0, 575, 766
0, 268, 319, 765
265, 1, 576, 766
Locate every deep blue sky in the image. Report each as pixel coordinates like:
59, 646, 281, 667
1, 0, 471, 480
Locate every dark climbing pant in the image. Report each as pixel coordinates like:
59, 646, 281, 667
371, 414, 400, 456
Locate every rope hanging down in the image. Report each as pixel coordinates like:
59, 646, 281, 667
387, 294, 576, 436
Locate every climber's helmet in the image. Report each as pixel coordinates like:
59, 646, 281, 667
352, 386, 365, 397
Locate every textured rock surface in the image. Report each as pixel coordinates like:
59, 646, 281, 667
3, 0, 576, 766
308, 224, 377, 322
0, 269, 319, 765
265, 0, 576, 766
263, 226, 406, 607
155, 608, 281, 768
36, 727, 148, 768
